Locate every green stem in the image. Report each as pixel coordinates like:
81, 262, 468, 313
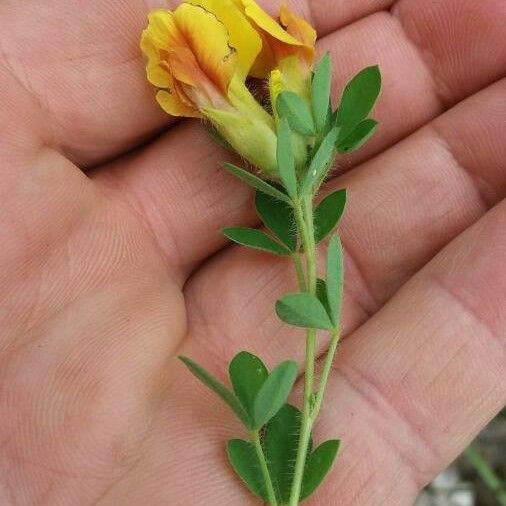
312, 329, 340, 418
293, 254, 307, 292
465, 446, 506, 506
301, 195, 317, 293
289, 196, 318, 506
250, 430, 278, 506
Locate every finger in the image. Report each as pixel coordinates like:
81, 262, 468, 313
329, 78, 506, 304
0, 0, 385, 168
305, 200, 506, 504
0, 156, 187, 503
94, 0, 506, 274
394, 0, 506, 105
93, 123, 254, 278
323, 0, 506, 168
266, 0, 396, 35
100, 186, 506, 506
308, 0, 395, 34
0, 0, 171, 167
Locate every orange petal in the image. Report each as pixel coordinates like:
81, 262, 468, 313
236, 0, 316, 76
173, 3, 237, 93
249, 31, 278, 78
141, 9, 180, 52
239, 0, 301, 45
280, 4, 316, 50
173, 80, 198, 109
141, 10, 187, 88
156, 88, 200, 117
166, 46, 204, 88
186, 0, 262, 80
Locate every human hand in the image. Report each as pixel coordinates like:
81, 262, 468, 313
0, 0, 504, 504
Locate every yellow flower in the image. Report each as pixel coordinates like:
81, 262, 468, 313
236, 1, 316, 78
140, 3, 260, 117
140, 0, 317, 174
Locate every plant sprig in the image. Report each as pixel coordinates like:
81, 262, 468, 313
180, 57, 381, 505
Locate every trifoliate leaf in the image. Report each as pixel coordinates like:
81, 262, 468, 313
336, 118, 378, 153
223, 227, 291, 256
314, 189, 347, 243
255, 191, 297, 252
335, 65, 381, 139
229, 352, 268, 418
263, 403, 313, 503
277, 91, 315, 136
276, 118, 298, 199
316, 278, 332, 318
178, 356, 250, 427
275, 293, 334, 330
322, 103, 334, 136
253, 361, 297, 429
301, 440, 341, 500
227, 439, 267, 501
222, 162, 291, 203
300, 128, 339, 196
311, 52, 332, 133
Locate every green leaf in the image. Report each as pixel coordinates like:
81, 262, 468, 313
311, 52, 332, 133
301, 440, 341, 500
326, 235, 344, 327
276, 91, 315, 136
229, 352, 268, 418
253, 361, 297, 428
316, 278, 331, 318
255, 191, 297, 252
322, 103, 334, 136
275, 292, 334, 330
227, 439, 267, 501
264, 404, 312, 503
276, 118, 298, 199
223, 227, 291, 256
314, 189, 347, 243
336, 118, 378, 154
335, 65, 381, 139
178, 356, 250, 427
300, 128, 339, 196
222, 162, 291, 203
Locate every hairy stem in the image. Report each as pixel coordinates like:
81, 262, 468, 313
250, 430, 278, 506
293, 254, 307, 292
302, 195, 317, 293
289, 196, 318, 506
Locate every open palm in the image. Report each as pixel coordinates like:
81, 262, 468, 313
1, 0, 505, 504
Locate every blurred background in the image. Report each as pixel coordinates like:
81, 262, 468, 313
415, 411, 506, 506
